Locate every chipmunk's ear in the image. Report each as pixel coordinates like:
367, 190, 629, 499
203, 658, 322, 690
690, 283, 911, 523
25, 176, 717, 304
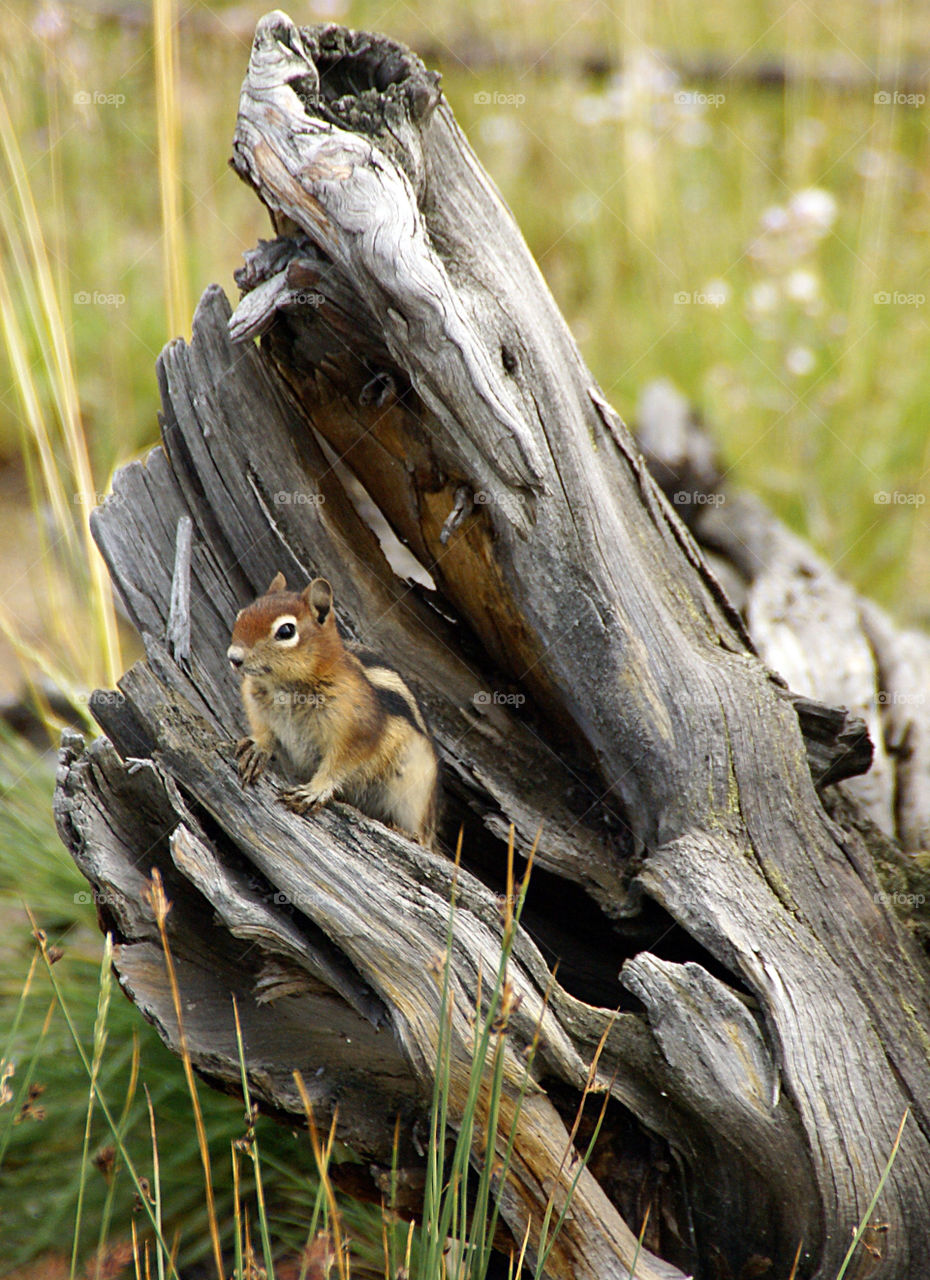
267, 572, 287, 594
304, 578, 334, 626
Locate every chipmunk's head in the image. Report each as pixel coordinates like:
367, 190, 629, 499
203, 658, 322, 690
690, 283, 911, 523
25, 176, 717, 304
227, 572, 340, 680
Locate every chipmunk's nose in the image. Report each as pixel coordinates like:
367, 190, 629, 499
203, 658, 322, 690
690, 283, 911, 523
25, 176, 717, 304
227, 645, 245, 669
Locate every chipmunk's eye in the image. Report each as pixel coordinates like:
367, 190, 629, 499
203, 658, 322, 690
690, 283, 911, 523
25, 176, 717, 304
274, 621, 297, 641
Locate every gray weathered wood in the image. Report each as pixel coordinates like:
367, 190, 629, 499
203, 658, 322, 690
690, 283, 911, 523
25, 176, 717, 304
54, 13, 930, 1280
165, 514, 193, 666
859, 599, 930, 852
638, 381, 930, 853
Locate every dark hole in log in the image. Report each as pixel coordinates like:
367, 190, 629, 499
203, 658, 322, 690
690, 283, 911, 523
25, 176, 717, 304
314, 29, 414, 101
441, 773, 749, 1011
543, 1082, 697, 1273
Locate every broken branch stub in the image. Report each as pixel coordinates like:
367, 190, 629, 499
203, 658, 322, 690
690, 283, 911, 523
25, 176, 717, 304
52, 11, 930, 1280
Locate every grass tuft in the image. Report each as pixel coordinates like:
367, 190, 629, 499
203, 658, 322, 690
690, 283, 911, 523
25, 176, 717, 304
147, 868, 224, 1280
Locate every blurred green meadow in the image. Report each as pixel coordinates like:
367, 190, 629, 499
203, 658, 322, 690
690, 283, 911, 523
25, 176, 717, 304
1, 0, 929, 673
1, 0, 930, 1272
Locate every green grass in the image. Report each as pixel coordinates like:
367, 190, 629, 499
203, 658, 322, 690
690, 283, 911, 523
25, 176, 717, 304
453, 65, 930, 610
2, 0, 929, 623
0, 737, 588, 1276
0, 1, 927, 1274
0, 730, 338, 1274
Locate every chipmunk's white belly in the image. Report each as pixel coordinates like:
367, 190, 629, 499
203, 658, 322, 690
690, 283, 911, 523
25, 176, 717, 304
271, 698, 330, 776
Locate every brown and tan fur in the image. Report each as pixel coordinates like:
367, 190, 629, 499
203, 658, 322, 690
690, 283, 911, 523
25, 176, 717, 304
227, 573, 439, 848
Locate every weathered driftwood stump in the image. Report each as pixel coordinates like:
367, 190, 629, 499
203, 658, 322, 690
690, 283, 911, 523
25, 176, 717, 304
54, 13, 930, 1279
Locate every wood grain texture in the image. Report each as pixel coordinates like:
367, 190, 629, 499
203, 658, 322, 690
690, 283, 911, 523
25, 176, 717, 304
228, 16, 930, 1275
53, 13, 930, 1280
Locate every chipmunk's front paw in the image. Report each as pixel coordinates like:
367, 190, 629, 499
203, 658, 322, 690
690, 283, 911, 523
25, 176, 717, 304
236, 737, 270, 786
279, 784, 335, 815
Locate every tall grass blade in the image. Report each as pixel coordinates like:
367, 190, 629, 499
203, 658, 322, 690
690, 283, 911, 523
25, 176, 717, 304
232, 995, 275, 1279
628, 1203, 650, 1280
0, 83, 121, 686
145, 1085, 167, 1280
0, 994, 55, 1170
786, 1236, 804, 1280
94, 1033, 142, 1279
146, 869, 224, 1280
835, 1110, 908, 1280
231, 1142, 244, 1280
0, 948, 40, 1114
26, 915, 179, 1274
421, 829, 462, 1276
70, 935, 114, 1279
0, 257, 75, 556
534, 1051, 614, 1277
293, 1072, 348, 1280
153, 0, 190, 339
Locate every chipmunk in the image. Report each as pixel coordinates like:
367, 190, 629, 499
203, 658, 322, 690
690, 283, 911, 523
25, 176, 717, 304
227, 572, 440, 848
